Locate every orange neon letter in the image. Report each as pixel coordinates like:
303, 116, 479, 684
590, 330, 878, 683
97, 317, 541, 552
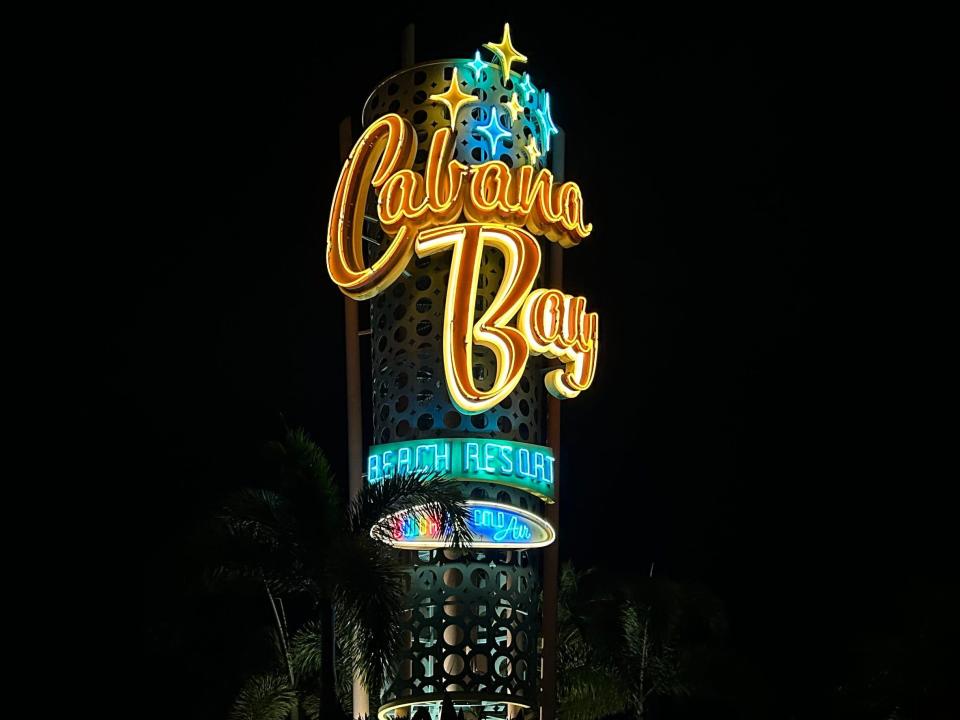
326, 114, 417, 300
415, 223, 541, 414
518, 288, 600, 399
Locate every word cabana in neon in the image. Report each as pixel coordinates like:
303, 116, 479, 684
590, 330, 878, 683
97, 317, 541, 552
326, 26, 600, 415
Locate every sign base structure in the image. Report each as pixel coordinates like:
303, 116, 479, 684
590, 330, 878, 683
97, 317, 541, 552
327, 24, 599, 720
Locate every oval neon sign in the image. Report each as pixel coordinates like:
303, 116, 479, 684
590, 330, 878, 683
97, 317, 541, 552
377, 500, 555, 550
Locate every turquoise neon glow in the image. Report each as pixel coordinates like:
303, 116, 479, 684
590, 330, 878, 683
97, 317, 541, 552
468, 50, 486, 79
383, 500, 556, 549
518, 72, 537, 102
536, 91, 559, 153
476, 107, 511, 154
366, 438, 556, 501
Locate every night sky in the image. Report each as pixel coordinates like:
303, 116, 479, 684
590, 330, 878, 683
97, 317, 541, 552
120, 13, 954, 719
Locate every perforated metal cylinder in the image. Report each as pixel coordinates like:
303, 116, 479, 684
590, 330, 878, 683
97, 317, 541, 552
363, 60, 552, 719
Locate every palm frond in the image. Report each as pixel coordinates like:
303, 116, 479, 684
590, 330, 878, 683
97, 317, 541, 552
214, 485, 318, 597
219, 488, 295, 536
647, 648, 690, 698
279, 428, 334, 483
300, 693, 322, 720
288, 620, 356, 711
210, 562, 314, 599
351, 469, 472, 549
229, 673, 298, 720
276, 428, 340, 509
330, 535, 408, 690
217, 489, 298, 563
289, 619, 325, 681
559, 561, 581, 596
557, 663, 630, 720
268, 428, 345, 555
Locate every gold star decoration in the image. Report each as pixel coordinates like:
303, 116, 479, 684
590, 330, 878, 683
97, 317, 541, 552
429, 67, 478, 125
524, 135, 542, 164
506, 92, 525, 123
484, 23, 528, 81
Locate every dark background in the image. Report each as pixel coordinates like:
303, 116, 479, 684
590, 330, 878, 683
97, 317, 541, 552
112, 12, 953, 719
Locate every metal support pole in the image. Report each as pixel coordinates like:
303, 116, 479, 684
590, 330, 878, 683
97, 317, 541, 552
340, 114, 370, 720
349, 27, 415, 718
401, 24, 415, 68
539, 130, 565, 720
380, 26, 417, 720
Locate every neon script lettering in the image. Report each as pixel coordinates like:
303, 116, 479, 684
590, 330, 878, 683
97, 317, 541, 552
392, 513, 442, 541
380, 500, 555, 550
327, 113, 599, 412
474, 508, 533, 543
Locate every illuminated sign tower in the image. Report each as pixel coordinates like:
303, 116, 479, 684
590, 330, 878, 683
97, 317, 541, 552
328, 23, 598, 719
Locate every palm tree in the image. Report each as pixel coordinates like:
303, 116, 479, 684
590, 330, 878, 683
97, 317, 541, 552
216, 427, 472, 719
556, 562, 729, 719
556, 564, 631, 720
228, 619, 352, 720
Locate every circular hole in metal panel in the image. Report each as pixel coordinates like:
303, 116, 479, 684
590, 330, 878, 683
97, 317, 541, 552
443, 624, 464, 646
444, 410, 461, 429
444, 653, 465, 675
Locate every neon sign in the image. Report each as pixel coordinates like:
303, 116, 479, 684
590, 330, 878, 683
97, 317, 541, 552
327, 24, 599, 414
476, 107, 512, 154
367, 438, 555, 501
380, 500, 555, 550
518, 72, 537, 103
536, 91, 559, 152
468, 50, 486, 79
428, 67, 477, 124
482, 23, 527, 79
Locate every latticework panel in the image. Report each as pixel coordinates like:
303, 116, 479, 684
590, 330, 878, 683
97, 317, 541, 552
368, 246, 544, 446
362, 61, 549, 171
391, 548, 541, 703
363, 59, 548, 445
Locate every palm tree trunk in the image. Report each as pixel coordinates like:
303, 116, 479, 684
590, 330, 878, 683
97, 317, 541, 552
265, 585, 300, 720
319, 597, 342, 716
638, 608, 650, 719
266, 585, 295, 686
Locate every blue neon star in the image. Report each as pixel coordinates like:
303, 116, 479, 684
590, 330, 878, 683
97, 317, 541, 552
518, 72, 537, 102
468, 50, 486, 81
536, 91, 559, 153
476, 107, 511, 154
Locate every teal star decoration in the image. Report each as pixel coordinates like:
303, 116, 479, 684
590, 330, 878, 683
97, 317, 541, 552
519, 72, 537, 103
468, 50, 486, 80
477, 107, 511, 155
536, 91, 559, 153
